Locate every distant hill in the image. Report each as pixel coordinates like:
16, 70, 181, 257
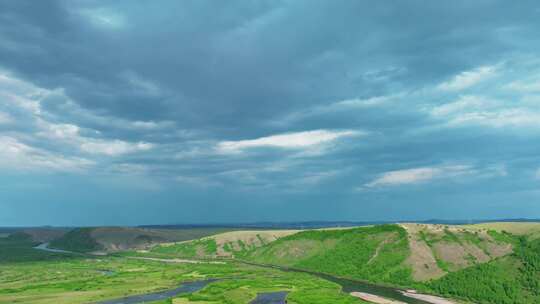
150, 229, 300, 258
47, 226, 237, 253
139, 218, 540, 229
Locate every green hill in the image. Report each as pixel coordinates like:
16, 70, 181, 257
0, 232, 72, 263
425, 236, 540, 304
49, 228, 102, 252
244, 225, 412, 285
148, 223, 517, 287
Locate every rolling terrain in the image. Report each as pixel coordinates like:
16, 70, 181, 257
3, 222, 540, 303
149, 223, 515, 282
146, 222, 540, 303
47, 227, 238, 253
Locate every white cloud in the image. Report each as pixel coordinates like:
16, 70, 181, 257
0, 72, 44, 115
333, 95, 396, 108
217, 129, 362, 154
448, 108, 540, 128
36, 121, 154, 156
430, 95, 491, 117
0, 136, 94, 172
80, 140, 153, 156
438, 66, 497, 91
0, 71, 158, 158
38, 122, 81, 140
506, 79, 540, 93
428, 94, 540, 128
364, 165, 474, 188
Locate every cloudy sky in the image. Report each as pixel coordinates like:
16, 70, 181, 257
2, 1, 540, 226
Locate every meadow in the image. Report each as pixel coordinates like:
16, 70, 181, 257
0, 232, 366, 304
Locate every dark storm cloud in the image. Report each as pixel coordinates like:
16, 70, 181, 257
2, 0, 538, 134
1, 0, 540, 225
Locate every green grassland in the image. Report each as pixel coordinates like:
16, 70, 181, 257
0, 229, 366, 304
0, 246, 241, 304
175, 268, 364, 304
0, 254, 365, 304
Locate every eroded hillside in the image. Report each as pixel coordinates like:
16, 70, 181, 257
244, 225, 412, 285
401, 223, 513, 281
148, 223, 517, 286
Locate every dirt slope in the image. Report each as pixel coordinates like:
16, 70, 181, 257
401, 223, 512, 281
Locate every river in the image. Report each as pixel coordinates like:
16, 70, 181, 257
250, 291, 288, 304
33, 242, 75, 254
241, 261, 436, 304
94, 279, 217, 304
31, 244, 444, 304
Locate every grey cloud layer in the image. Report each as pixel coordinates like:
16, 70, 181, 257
1, 0, 540, 225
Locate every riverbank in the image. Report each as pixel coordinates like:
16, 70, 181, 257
400, 291, 459, 304
33, 242, 78, 254
351, 291, 407, 304
128, 256, 226, 264
95, 279, 217, 304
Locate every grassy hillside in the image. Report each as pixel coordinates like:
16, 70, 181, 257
21, 228, 68, 242
49, 228, 103, 252
0, 232, 73, 263
149, 230, 299, 258
148, 223, 518, 287
245, 225, 412, 285
424, 235, 540, 304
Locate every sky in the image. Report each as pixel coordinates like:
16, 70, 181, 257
1, 1, 540, 226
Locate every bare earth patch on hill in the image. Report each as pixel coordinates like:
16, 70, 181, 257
401, 224, 445, 281
400, 223, 513, 281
